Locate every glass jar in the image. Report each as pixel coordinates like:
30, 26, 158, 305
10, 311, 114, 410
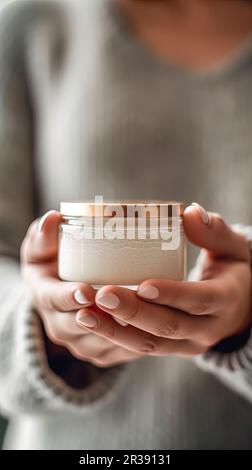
58, 201, 186, 289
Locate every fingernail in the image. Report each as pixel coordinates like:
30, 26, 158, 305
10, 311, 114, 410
96, 292, 120, 310
76, 313, 98, 328
191, 203, 210, 225
37, 210, 57, 233
114, 317, 128, 327
74, 290, 90, 305
138, 285, 159, 300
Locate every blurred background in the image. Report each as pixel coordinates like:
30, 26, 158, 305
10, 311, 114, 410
0, 420, 7, 449
0, 0, 11, 450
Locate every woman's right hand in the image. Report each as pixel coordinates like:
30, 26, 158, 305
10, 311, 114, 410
20, 211, 141, 367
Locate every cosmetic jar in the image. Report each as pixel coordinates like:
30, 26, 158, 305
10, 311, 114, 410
58, 201, 186, 288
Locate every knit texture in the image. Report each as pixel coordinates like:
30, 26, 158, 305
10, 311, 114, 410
1, 0, 252, 449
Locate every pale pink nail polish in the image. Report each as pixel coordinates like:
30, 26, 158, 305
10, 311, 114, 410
74, 290, 89, 305
76, 313, 98, 328
191, 203, 210, 225
114, 317, 128, 327
138, 285, 159, 300
96, 292, 120, 309
37, 210, 57, 233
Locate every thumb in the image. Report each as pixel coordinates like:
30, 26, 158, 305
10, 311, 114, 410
22, 210, 62, 263
183, 203, 250, 262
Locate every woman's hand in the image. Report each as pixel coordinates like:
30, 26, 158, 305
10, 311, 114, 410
21, 211, 142, 367
21, 205, 252, 368
76, 205, 252, 357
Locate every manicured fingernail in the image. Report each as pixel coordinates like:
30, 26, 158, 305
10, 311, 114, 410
114, 317, 128, 327
74, 290, 90, 305
37, 210, 57, 233
191, 203, 210, 225
138, 285, 159, 300
96, 292, 120, 309
76, 313, 98, 328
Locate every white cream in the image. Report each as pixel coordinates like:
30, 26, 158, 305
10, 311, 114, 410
58, 202, 186, 288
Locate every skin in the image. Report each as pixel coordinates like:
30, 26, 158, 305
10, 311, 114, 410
21, 207, 252, 367
21, 0, 252, 368
118, 0, 252, 69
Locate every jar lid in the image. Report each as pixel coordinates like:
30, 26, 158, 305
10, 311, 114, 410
60, 201, 184, 218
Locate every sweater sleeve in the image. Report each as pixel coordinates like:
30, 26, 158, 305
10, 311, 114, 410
0, 0, 127, 418
189, 225, 252, 404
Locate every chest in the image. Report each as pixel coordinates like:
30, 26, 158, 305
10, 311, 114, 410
29, 9, 252, 224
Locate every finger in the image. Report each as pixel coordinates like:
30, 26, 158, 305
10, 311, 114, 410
69, 335, 116, 362
90, 347, 143, 368
42, 311, 91, 341
76, 307, 206, 356
32, 277, 96, 312
69, 340, 141, 367
75, 334, 116, 353
137, 278, 224, 315
95, 286, 213, 340
183, 203, 250, 262
21, 210, 62, 263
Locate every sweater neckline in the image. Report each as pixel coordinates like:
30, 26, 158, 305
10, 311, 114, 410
106, 0, 252, 84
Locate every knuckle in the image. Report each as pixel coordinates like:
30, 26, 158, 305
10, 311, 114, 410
91, 357, 113, 368
87, 348, 110, 360
44, 323, 64, 345
68, 346, 88, 361
138, 339, 158, 354
192, 294, 214, 315
192, 302, 208, 315
65, 341, 90, 362
90, 353, 116, 368
154, 319, 180, 338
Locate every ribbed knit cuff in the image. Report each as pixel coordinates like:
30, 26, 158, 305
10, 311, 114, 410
29, 310, 127, 409
0, 285, 128, 416
195, 331, 252, 372
190, 223, 252, 403
195, 333, 252, 403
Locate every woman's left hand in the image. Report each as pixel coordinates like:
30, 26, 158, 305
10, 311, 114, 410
76, 205, 252, 358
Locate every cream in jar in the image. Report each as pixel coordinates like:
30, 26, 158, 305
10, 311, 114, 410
58, 200, 186, 288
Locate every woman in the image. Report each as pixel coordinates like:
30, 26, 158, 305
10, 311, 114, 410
0, 0, 252, 450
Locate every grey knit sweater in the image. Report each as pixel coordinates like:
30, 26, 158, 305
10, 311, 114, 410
1, 0, 252, 450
